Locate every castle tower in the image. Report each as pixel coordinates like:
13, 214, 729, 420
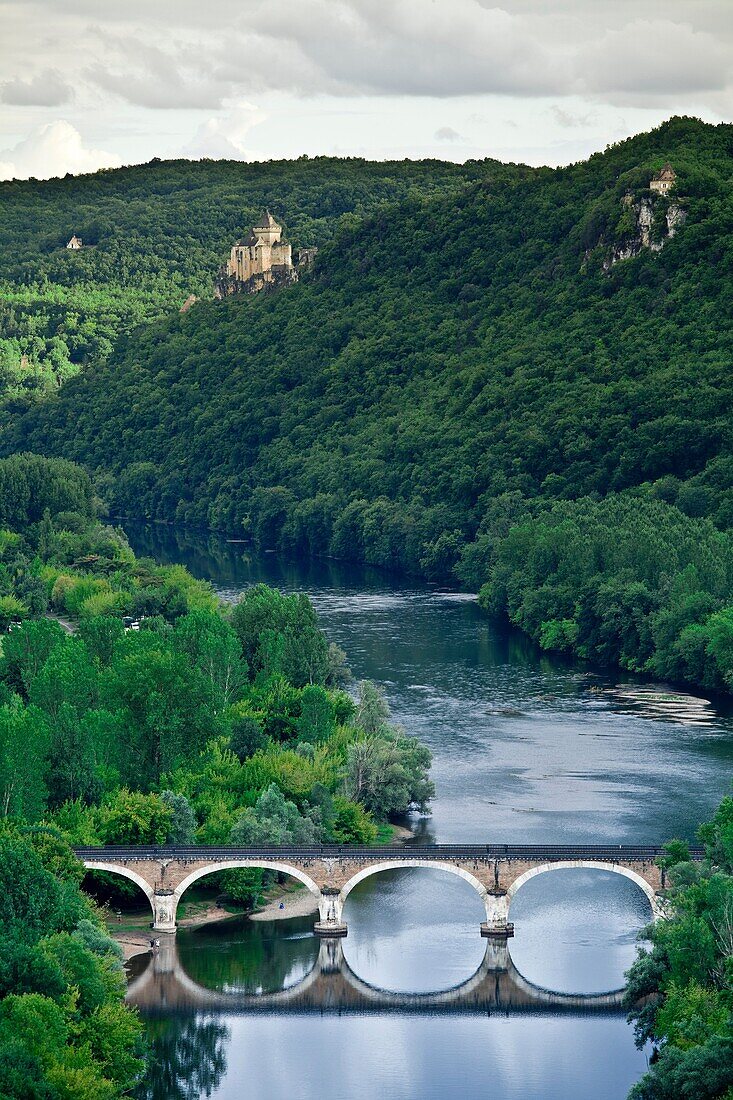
252, 210, 282, 247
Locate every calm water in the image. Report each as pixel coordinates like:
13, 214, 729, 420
124, 525, 733, 1100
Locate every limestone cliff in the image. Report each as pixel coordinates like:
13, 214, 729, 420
604, 192, 686, 269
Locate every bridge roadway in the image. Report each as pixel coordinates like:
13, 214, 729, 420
126, 935, 628, 1018
76, 843, 704, 937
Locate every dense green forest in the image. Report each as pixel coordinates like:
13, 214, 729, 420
624, 801, 733, 1100
0, 455, 433, 1096
5, 116, 733, 697
0, 155, 521, 400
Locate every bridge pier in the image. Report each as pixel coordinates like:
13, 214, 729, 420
314, 889, 347, 937
480, 887, 514, 939
152, 892, 178, 934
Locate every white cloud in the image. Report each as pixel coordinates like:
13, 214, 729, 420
0, 121, 122, 181
182, 102, 268, 160
548, 106, 597, 129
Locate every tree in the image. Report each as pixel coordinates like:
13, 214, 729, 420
100, 640, 220, 785
159, 791, 197, 845
0, 833, 63, 943
296, 685, 335, 744
228, 711, 266, 762
29, 637, 98, 721
331, 797, 377, 844
354, 680, 389, 735
45, 703, 102, 808
698, 796, 733, 873
173, 611, 247, 709
1, 619, 65, 697
346, 731, 434, 818
229, 784, 322, 846
0, 595, 27, 632
0, 703, 49, 820
230, 586, 331, 687
99, 789, 172, 845
78, 617, 125, 668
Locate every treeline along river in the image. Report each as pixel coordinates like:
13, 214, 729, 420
124, 525, 733, 1100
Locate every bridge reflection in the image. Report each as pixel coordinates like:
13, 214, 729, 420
126, 936, 627, 1017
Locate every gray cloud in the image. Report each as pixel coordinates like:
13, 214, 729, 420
84, 34, 227, 109
581, 18, 731, 98
435, 126, 463, 142
1, 69, 73, 106
549, 106, 596, 129
4, 1, 733, 108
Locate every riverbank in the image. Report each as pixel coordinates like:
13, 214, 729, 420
250, 885, 318, 921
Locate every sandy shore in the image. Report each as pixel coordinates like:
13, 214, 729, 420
250, 889, 319, 921
178, 904, 234, 927
117, 933, 155, 962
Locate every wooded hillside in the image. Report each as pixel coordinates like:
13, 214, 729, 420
0, 155, 517, 400
5, 115, 733, 690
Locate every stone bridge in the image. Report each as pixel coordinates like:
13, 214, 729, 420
76, 843, 702, 937
126, 935, 628, 1017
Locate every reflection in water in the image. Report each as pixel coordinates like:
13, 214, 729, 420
169, 915, 319, 997
127, 922, 628, 1016
135, 1016, 228, 1100
508, 867, 652, 994
121, 525, 727, 1099
128, 912, 647, 1100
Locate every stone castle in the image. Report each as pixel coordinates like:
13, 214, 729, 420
215, 210, 315, 298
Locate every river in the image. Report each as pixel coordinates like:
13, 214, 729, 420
123, 525, 733, 1100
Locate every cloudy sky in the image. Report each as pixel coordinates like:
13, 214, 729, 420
1, 0, 732, 180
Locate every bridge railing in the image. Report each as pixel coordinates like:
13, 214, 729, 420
74, 843, 706, 862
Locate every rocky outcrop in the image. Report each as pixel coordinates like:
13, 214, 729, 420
604, 193, 686, 270
214, 264, 298, 299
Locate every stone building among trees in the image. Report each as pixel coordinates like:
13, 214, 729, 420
650, 163, 676, 194
216, 210, 295, 297
215, 210, 317, 298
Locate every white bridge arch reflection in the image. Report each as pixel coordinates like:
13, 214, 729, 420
126, 935, 628, 1017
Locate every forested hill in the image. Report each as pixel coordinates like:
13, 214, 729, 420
0, 155, 515, 400
6, 115, 733, 692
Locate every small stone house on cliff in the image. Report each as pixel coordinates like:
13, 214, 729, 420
650, 164, 676, 195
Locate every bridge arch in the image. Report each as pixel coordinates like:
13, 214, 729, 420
172, 860, 322, 916
506, 861, 660, 919
339, 859, 492, 920
82, 861, 156, 917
